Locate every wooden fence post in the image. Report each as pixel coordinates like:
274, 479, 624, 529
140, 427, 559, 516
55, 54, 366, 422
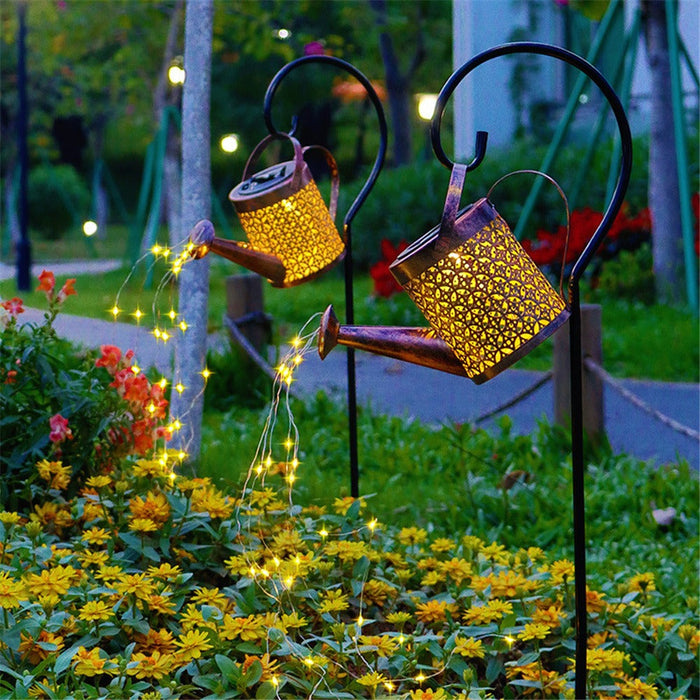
553, 304, 605, 445
225, 274, 271, 354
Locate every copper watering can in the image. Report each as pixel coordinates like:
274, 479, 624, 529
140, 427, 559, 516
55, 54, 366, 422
319, 167, 572, 384
189, 132, 343, 288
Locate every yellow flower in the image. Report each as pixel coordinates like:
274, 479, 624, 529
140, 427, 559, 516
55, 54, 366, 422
31, 502, 72, 531
85, 475, 112, 489
95, 565, 124, 583
532, 604, 566, 629
129, 491, 171, 525
397, 526, 428, 546
317, 589, 350, 614
19, 631, 64, 664
190, 485, 234, 519
618, 677, 659, 699
463, 603, 502, 625
127, 650, 174, 680
114, 573, 155, 600
142, 593, 176, 616
36, 459, 71, 490
220, 614, 265, 642
516, 662, 568, 696
332, 496, 365, 515
271, 529, 305, 556
585, 647, 633, 673
480, 541, 508, 562
386, 611, 412, 628
415, 599, 456, 624
547, 559, 575, 585
362, 579, 397, 606
359, 635, 400, 657
72, 646, 110, 677
453, 636, 485, 659
357, 670, 388, 688
430, 538, 455, 553
129, 517, 159, 533
586, 587, 607, 613
81, 527, 111, 546
279, 611, 307, 630
242, 653, 279, 682
134, 628, 176, 654
629, 572, 656, 593
26, 565, 76, 598
518, 623, 550, 641
0, 511, 21, 525
421, 571, 442, 587
78, 600, 113, 622
324, 539, 373, 562
191, 587, 228, 609
439, 558, 472, 585
77, 550, 110, 568
132, 459, 170, 478
489, 569, 531, 598
410, 689, 447, 700
461, 534, 485, 551
0, 571, 27, 609
147, 563, 183, 580
174, 629, 213, 662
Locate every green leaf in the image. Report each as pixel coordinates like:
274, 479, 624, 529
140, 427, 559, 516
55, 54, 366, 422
241, 659, 262, 688
54, 645, 81, 676
215, 654, 241, 684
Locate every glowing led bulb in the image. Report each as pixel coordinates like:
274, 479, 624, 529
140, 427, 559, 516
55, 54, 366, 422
505, 635, 515, 647
357, 615, 364, 627
131, 365, 141, 375
179, 321, 188, 332
255, 464, 264, 476
291, 336, 302, 349
201, 367, 211, 380
151, 244, 162, 256
110, 305, 121, 319
319, 528, 328, 538
177, 451, 186, 461
283, 438, 294, 450
175, 383, 185, 394
293, 354, 303, 365
158, 378, 168, 389
171, 419, 181, 431
384, 681, 395, 692
168, 309, 177, 321
162, 248, 171, 259
160, 330, 171, 343
147, 402, 156, 414
284, 576, 294, 588
415, 673, 426, 683
153, 328, 162, 339
367, 518, 378, 532
132, 308, 144, 323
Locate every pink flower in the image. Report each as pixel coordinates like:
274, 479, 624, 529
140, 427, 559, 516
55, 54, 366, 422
1, 297, 25, 317
37, 270, 56, 300
95, 345, 122, 374
49, 414, 73, 444
304, 41, 325, 56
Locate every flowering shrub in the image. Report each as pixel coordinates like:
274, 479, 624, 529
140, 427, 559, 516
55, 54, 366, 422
0, 272, 168, 509
370, 238, 409, 298
0, 456, 697, 699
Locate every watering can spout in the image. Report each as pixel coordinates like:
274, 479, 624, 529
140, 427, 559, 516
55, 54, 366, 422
318, 305, 469, 378
188, 219, 287, 286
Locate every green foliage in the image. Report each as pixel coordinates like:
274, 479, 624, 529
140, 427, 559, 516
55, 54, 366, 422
0, 279, 167, 509
594, 243, 656, 305
201, 396, 699, 609
27, 164, 89, 240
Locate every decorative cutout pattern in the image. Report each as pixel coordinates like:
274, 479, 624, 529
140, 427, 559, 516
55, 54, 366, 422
403, 215, 567, 379
238, 181, 344, 285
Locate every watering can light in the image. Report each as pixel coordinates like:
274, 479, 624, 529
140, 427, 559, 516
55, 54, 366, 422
319, 165, 570, 384
189, 133, 344, 288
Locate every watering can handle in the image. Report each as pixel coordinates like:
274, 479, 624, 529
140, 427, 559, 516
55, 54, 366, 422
302, 144, 340, 223
487, 170, 571, 299
241, 132, 305, 191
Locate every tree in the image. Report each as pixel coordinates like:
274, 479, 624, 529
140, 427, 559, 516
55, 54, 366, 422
641, 0, 685, 305
169, 0, 213, 463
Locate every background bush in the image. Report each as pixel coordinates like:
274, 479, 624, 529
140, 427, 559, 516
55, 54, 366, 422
27, 163, 90, 240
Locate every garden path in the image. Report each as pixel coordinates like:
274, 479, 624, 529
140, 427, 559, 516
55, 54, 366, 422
12, 298, 699, 470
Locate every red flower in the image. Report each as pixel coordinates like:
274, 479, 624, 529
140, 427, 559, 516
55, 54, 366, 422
57, 278, 77, 303
1, 297, 25, 317
370, 239, 408, 297
49, 414, 73, 444
37, 270, 56, 300
95, 345, 122, 375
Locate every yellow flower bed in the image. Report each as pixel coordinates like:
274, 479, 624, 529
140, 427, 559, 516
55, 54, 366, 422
0, 453, 696, 698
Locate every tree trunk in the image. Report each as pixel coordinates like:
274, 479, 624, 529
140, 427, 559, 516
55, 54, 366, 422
642, 0, 684, 305
169, 0, 213, 464
369, 0, 425, 167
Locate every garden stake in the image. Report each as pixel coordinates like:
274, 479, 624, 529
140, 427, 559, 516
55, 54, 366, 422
317, 42, 633, 698
262, 55, 388, 498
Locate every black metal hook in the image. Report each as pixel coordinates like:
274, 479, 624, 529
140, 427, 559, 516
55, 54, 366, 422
262, 55, 388, 229
431, 42, 633, 293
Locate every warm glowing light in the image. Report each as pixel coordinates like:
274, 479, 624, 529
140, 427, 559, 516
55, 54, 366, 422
168, 64, 185, 85
201, 367, 212, 380
147, 403, 156, 414
284, 576, 294, 588
160, 330, 171, 343
319, 528, 328, 538
110, 305, 121, 319
505, 635, 516, 647
290, 458, 299, 469
303, 658, 314, 667
168, 309, 177, 321
398, 634, 405, 645
367, 518, 378, 532
179, 320, 188, 332
131, 364, 141, 375
291, 336, 302, 349
178, 451, 186, 461
220, 133, 239, 153
132, 308, 144, 323
271, 677, 279, 687
283, 438, 294, 450
417, 93, 438, 121
356, 615, 364, 627
293, 354, 303, 365
249, 566, 257, 577
83, 220, 98, 236
158, 378, 168, 389
384, 681, 395, 692
151, 244, 162, 256
170, 420, 182, 431
276, 27, 291, 39
265, 456, 273, 468
161, 248, 171, 259
255, 464, 264, 476
153, 328, 162, 339
286, 473, 296, 485
175, 383, 185, 394
260, 568, 269, 578
415, 672, 426, 684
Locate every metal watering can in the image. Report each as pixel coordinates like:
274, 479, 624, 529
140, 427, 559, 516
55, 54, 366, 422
190, 132, 343, 288
318, 42, 633, 385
